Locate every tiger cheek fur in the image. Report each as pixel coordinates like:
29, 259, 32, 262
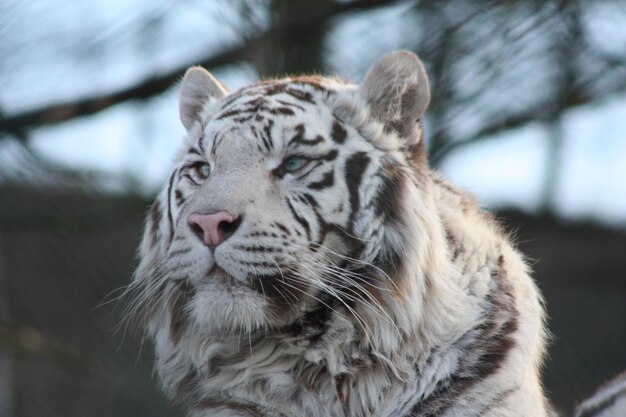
128, 51, 549, 417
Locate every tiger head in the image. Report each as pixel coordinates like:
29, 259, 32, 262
132, 51, 441, 350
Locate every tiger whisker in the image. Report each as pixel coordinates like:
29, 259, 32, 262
293, 240, 401, 293
268, 258, 301, 318
286, 265, 376, 344
280, 248, 401, 335
290, 255, 402, 338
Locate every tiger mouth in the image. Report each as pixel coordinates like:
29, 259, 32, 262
207, 265, 235, 286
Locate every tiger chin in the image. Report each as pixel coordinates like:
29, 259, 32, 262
128, 51, 550, 416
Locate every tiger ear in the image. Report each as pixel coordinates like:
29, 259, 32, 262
179, 67, 228, 131
359, 51, 430, 145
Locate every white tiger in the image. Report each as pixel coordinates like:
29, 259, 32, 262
574, 372, 626, 417
127, 51, 551, 416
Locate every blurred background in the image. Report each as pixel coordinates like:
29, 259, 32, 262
1, 1, 625, 416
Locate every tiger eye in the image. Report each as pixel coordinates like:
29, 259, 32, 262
282, 156, 309, 174
194, 162, 211, 179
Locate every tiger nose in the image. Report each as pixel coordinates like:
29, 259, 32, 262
188, 211, 240, 248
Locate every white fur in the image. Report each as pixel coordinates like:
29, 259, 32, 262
131, 51, 549, 417
575, 372, 626, 417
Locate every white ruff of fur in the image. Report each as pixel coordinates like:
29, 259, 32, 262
128, 51, 550, 417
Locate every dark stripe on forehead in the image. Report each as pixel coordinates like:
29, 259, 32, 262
291, 77, 332, 92
286, 88, 314, 103
216, 94, 297, 123
261, 82, 288, 96
216, 108, 245, 120
210, 130, 226, 156
262, 120, 274, 152
214, 77, 327, 121
269, 107, 295, 116
287, 123, 304, 146
302, 136, 324, 146
344, 152, 371, 231
250, 124, 272, 153
276, 99, 305, 111
331, 121, 347, 144
288, 124, 325, 148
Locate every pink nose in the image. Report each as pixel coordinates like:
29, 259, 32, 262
188, 211, 239, 248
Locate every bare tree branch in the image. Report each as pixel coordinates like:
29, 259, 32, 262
429, 77, 626, 166
0, 0, 403, 139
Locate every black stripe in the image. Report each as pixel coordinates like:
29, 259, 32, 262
238, 260, 276, 268
276, 99, 305, 110
288, 124, 326, 148
259, 129, 272, 153
175, 189, 186, 206
477, 386, 518, 415
234, 245, 284, 253
263, 120, 274, 151
331, 121, 347, 144
302, 135, 324, 146
254, 270, 310, 319
301, 193, 319, 209
308, 170, 334, 190
295, 161, 323, 181
285, 197, 311, 240
217, 108, 245, 120
409, 256, 519, 416
197, 135, 206, 154
168, 247, 192, 257
211, 132, 219, 156
280, 292, 338, 342
274, 222, 291, 236
182, 173, 200, 186
287, 124, 305, 147
269, 107, 295, 116
375, 164, 405, 222
292, 78, 329, 92
320, 149, 338, 161
286, 88, 314, 103
166, 170, 177, 242
262, 82, 287, 96
344, 152, 370, 231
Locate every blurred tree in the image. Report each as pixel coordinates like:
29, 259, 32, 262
253, 0, 332, 75
2, 0, 624, 185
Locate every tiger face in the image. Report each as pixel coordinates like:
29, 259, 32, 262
134, 51, 431, 341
